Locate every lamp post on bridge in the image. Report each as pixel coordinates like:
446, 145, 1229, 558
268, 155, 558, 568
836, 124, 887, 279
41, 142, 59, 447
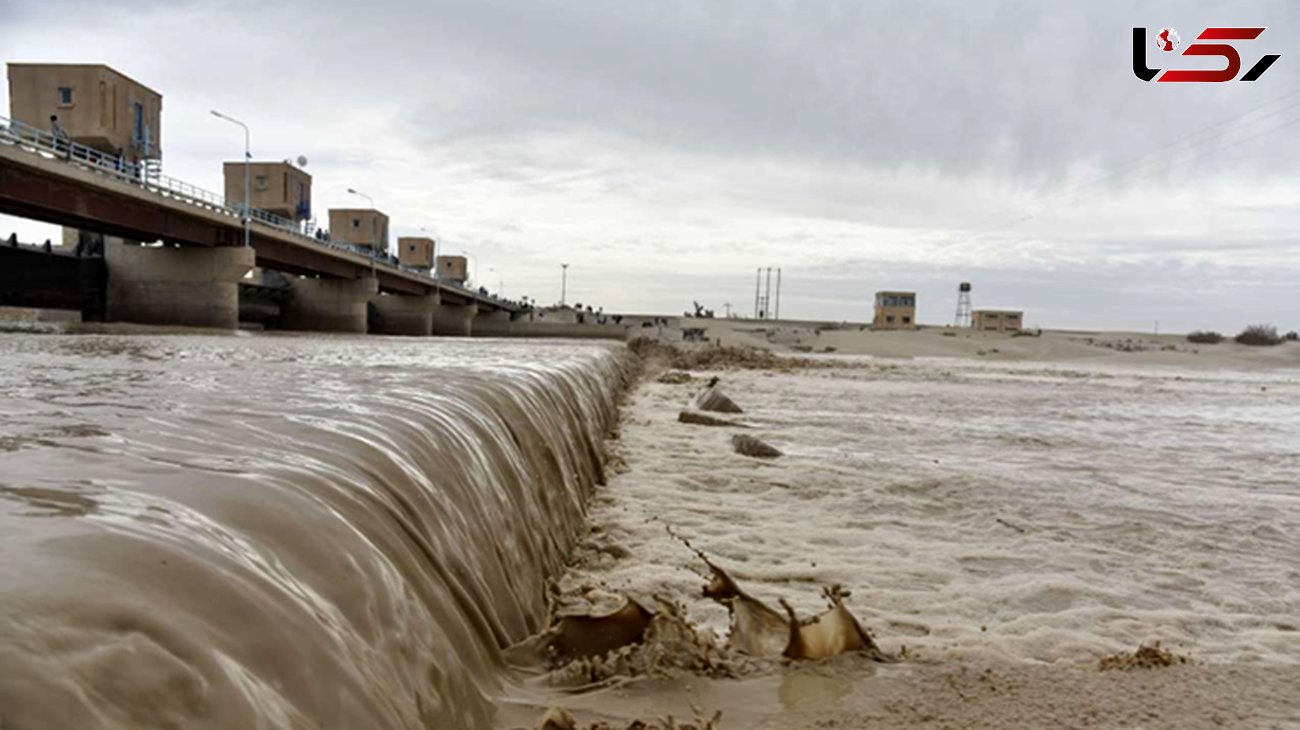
458, 250, 479, 289
488, 267, 504, 296
210, 109, 250, 248
346, 188, 378, 260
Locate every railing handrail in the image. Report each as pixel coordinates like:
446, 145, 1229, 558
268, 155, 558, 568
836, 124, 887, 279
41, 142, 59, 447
0, 113, 509, 306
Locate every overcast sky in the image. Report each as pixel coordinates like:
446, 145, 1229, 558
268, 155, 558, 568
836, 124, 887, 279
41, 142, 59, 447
2, 0, 1297, 331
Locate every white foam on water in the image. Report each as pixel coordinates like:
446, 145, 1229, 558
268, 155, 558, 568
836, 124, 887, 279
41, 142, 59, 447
567, 358, 1300, 667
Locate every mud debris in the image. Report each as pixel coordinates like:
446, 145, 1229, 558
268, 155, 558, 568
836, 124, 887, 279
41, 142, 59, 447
694, 381, 744, 414
677, 410, 741, 427
730, 434, 781, 459
656, 371, 694, 384
1098, 642, 1190, 671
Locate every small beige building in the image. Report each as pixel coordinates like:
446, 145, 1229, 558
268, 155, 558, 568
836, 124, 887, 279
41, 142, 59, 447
328, 208, 389, 253
873, 291, 916, 330
397, 236, 435, 270
7, 63, 162, 160
436, 255, 469, 284
972, 309, 1024, 332
223, 161, 311, 222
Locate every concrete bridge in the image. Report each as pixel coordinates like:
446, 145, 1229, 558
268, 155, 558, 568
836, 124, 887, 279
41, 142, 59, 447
0, 119, 621, 340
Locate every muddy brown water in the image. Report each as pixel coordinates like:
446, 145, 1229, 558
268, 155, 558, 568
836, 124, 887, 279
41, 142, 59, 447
0, 332, 630, 729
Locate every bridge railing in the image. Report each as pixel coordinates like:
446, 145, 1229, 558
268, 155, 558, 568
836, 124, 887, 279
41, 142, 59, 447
0, 114, 511, 307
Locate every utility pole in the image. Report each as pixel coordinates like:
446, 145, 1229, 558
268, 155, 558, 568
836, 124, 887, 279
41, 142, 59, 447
210, 110, 250, 248
775, 268, 782, 320
561, 263, 570, 305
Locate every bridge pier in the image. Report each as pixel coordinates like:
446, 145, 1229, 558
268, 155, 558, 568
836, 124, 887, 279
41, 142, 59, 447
369, 293, 436, 336
280, 275, 378, 333
472, 308, 514, 337
105, 241, 254, 329
430, 300, 477, 337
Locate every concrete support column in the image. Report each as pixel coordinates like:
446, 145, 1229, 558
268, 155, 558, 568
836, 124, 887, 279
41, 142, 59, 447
280, 275, 378, 333
105, 240, 254, 329
370, 293, 436, 336
472, 307, 513, 337
430, 299, 477, 337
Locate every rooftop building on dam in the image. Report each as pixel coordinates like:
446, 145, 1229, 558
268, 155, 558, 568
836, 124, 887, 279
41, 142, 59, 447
224, 161, 311, 223
7, 63, 162, 165
329, 208, 390, 255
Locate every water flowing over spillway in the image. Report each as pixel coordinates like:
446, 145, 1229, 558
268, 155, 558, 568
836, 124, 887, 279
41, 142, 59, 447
0, 333, 631, 729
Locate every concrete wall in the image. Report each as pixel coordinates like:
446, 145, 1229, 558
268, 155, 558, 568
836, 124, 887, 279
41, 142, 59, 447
430, 300, 476, 336
473, 315, 627, 341
370, 293, 435, 336
105, 241, 253, 329
8, 64, 162, 158
280, 276, 378, 333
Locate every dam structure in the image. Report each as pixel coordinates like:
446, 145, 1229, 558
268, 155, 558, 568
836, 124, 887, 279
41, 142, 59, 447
0, 333, 634, 728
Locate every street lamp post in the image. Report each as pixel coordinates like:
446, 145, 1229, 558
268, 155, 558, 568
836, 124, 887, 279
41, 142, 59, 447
457, 250, 478, 288
488, 267, 504, 296
346, 187, 375, 208
210, 110, 250, 248
560, 263, 569, 306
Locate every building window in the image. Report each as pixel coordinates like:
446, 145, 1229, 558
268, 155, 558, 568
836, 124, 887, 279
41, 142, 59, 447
902, 316, 911, 324
254, 175, 269, 192
352, 219, 361, 228
57, 86, 74, 106
886, 315, 895, 323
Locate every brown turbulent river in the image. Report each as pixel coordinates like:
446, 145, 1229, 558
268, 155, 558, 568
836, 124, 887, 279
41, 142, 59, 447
0, 332, 629, 729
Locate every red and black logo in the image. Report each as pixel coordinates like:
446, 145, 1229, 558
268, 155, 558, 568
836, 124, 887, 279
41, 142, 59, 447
1133, 27, 1280, 82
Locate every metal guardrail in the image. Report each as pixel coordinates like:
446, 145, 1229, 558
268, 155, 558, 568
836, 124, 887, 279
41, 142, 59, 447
0, 114, 511, 306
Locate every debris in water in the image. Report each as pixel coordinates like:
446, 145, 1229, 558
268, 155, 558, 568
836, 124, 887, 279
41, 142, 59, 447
549, 596, 656, 660
657, 371, 693, 384
537, 706, 723, 730
694, 379, 744, 413
1098, 641, 1189, 671
730, 434, 781, 458
677, 410, 742, 427
673, 527, 888, 662
778, 586, 887, 661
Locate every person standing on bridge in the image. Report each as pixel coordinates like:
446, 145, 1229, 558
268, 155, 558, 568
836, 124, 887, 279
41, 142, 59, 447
49, 115, 71, 160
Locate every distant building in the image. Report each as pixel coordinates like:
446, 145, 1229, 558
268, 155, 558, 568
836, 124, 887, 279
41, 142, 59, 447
972, 309, 1024, 332
873, 291, 916, 330
223, 161, 311, 222
7, 63, 162, 162
328, 208, 389, 254
436, 255, 469, 284
397, 236, 435, 271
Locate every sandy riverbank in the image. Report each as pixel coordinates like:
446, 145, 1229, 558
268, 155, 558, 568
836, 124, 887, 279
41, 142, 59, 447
680, 318, 1300, 370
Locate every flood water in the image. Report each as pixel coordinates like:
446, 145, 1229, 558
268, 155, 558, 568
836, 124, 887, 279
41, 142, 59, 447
0, 332, 628, 729
567, 357, 1300, 670
3, 332, 1299, 729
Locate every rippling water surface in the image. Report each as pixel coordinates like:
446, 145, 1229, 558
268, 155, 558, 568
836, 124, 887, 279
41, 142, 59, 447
569, 357, 1300, 668
0, 333, 628, 729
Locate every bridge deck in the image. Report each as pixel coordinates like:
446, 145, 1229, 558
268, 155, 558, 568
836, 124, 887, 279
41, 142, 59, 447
0, 122, 516, 312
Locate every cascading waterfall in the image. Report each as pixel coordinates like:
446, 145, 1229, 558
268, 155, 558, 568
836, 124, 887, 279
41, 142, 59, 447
0, 334, 635, 729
